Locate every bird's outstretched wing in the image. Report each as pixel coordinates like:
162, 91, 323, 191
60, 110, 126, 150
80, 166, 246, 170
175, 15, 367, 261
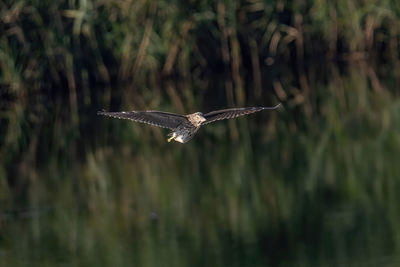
97, 110, 187, 130
203, 104, 281, 125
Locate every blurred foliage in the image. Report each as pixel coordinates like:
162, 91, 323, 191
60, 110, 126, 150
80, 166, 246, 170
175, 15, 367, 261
1, 0, 400, 266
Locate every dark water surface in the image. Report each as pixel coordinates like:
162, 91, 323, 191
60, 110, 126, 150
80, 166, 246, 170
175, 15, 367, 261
2, 64, 400, 267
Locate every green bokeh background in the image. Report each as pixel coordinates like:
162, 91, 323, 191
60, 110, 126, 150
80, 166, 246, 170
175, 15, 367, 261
1, 0, 400, 266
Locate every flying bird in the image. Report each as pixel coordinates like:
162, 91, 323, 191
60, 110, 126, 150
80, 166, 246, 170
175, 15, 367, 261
98, 104, 281, 143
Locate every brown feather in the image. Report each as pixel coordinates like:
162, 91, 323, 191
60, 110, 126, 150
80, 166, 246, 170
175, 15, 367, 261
202, 104, 281, 125
97, 110, 187, 130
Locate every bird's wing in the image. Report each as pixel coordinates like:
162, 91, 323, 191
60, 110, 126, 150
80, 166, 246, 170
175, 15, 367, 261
202, 104, 281, 125
97, 110, 187, 130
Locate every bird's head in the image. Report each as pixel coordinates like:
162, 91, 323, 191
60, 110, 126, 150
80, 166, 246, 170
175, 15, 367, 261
188, 112, 207, 126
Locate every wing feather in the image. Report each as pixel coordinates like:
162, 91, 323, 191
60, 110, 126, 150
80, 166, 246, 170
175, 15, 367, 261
97, 110, 187, 130
203, 104, 281, 125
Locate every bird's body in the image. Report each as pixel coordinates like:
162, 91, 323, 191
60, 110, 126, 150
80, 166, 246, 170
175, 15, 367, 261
98, 104, 281, 143
167, 124, 199, 143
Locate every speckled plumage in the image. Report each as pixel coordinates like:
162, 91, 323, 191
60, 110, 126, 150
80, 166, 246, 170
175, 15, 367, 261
98, 104, 281, 143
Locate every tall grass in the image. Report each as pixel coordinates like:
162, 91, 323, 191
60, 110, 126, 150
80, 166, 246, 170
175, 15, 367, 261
1, 0, 399, 178
1, 0, 400, 266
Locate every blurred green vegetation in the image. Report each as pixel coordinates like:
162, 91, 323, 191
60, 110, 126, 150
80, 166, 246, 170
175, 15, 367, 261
1, 0, 400, 266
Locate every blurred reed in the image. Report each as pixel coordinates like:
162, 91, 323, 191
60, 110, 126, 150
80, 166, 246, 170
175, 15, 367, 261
1, 0, 400, 266
1, 0, 399, 179
1, 64, 400, 266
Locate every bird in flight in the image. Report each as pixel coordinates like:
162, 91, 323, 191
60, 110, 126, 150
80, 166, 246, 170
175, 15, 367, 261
98, 104, 281, 143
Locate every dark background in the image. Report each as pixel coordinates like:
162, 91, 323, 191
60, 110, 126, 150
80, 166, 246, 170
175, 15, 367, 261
1, 0, 400, 266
